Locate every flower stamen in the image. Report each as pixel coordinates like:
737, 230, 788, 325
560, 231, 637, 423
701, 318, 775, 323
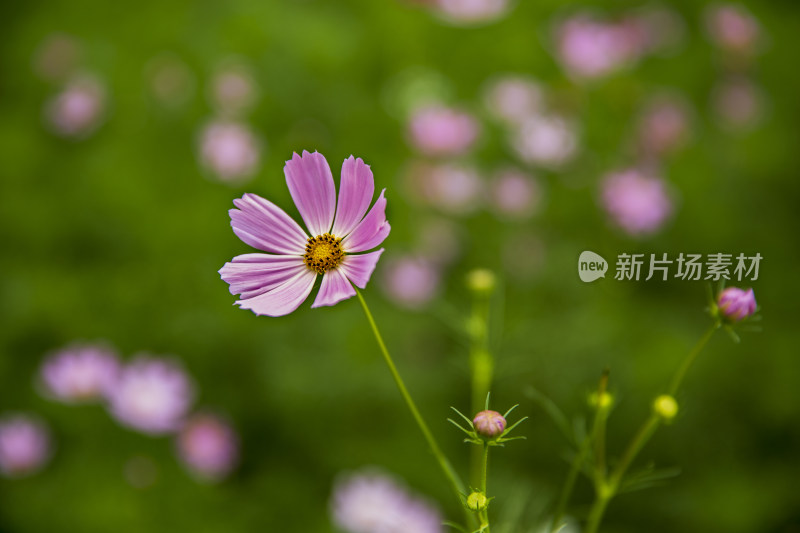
303, 233, 344, 274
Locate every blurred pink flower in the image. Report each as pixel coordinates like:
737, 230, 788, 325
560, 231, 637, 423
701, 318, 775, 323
483, 76, 543, 125
177, 413, 238, 481
146, 53, 195, 108
331, 469, 444, 533
45, 74, 107, 138
717, 287, 757, 322
638, 96, 691, 157
554, 15, 645, 80
0, 415, 52, 478
407, 105, 480, 157
210, 61, 259, 117
408, 162, 484, 215
381, 256, 440, 310
39, 343, 120, 403
601, 168, 673, 236
199, 120, 262, 183
489, 169, 543, 220
219, 151, 389, 316
713, 77, 765, 130
108, 356, 195, 435
433, 0, 511, 25
512, 115, 578, 169
706, 4, 760, 54
33, 33, 81, 82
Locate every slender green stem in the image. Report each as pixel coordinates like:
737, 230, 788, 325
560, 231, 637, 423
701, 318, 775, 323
583, 325, 719, 533
480, 443, 491, 533
584, 493, 611, 533
469, 296, 493, 488
550, 436, 591, 533
355, 290, 465, 504
668, 323, 719, 396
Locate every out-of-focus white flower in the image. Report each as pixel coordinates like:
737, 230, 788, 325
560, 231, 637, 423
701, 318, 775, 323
433, 0, 512, 26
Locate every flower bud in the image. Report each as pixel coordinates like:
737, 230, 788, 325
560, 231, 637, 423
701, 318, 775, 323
466, 491, 489, 512
466, 269, 496, 295
472, 410, 506, 439
717, 287, 756, 322
588, 391, 613, 410
653, 395, 678, 422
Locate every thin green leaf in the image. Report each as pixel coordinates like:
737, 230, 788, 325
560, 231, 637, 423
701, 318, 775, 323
503, 404, 519, 418
451, 406, 475, 427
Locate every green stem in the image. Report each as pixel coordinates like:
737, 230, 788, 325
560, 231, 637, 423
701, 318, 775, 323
355, 290, 466, 505
549, 436, 591, 533
584, 493, 611, 533
480, 443, 491, 533
667, 323, 719, 396
583, 324, 719, 532
469, 296, 493, 488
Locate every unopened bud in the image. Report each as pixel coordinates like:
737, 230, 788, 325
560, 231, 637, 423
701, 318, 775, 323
653, 395, 679, 421
466, 491, 488, 512
466, 269, 496, 295
588, 391, 614, 410
717, 287, 757, 322
473, 410, 506, 439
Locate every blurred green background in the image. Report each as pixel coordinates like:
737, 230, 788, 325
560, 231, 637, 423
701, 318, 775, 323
1, 0, 799, 531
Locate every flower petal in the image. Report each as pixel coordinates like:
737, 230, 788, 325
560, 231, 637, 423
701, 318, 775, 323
339, 249, 384, 289
284, 151, 336, 236
331, 156, 375, 238
311, 268, 356, 308
235, 268, 317, 317
219, 254, 307, 300
230, 194, 308, 254
342, 190, 390, 253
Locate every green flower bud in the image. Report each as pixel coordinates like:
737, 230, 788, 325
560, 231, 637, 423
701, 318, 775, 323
466, 269, 496, 295
653, 395, 679, 422
588, 391, 614, 410
466, 491, 488, 512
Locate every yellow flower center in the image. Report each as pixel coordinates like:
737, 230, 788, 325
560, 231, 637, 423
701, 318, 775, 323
303, 233, 344, 275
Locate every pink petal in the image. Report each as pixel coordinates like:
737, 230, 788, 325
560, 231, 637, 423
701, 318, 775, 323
235, 268, 317, 317
339, 249, 384, 289
219, 254, 307, 300
342, 190, 390, 253
331, 156, 375, 238
311, 268, 356, 308
230, 194, 308, 254
284, 151, 336, 236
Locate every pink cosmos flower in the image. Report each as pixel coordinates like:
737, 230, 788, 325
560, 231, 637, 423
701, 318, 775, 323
220, 151, 390, 317
554, 15, 645, 80
706, 4, 760, 54
483, 75, 543, 125
490, 169, 542, 220
407, 105, 480, 157
601, 168, 673, 236
381, 255, 440, 310
713, 77, 764, 130
331, 469, 444, 533
433, 0, 511, 25
512, 115, 578, 169
38, 342, 120, 403
638, 96, 691, 157
177, 413, 238, 481
45, 74, 107, 138
108, 356, 195, 435
199, 120, 262, 183
0, 414, 52, 478
717, 287, 757, 322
